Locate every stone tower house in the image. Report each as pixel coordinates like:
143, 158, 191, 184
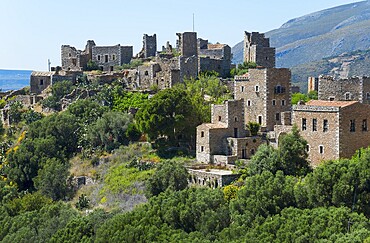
243, 31, 275, 68
176, 32, 198, 57
142, 34, 157, 58
234, 68, 291, 131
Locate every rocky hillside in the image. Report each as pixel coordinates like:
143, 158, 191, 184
232, 0, 370, 69
291, 48, 370, 92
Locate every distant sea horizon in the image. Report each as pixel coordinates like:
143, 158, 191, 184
0, 69, 32, 91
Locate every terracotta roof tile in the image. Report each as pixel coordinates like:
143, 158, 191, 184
306, 100, 358, 107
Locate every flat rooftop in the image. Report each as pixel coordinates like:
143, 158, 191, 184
188, 168, 234, 176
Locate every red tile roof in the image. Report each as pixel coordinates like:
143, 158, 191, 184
306, 100, 358, 107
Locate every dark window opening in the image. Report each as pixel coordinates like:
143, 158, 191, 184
105, 55, 109, 63
272, 100, 276, 106
218, 116, 222, 121
241, 86, 244, 92
350, 120, 356, 132
110, 66, 114, 71
39, 79, 44, 85
319, 145, 324, 154
274, 85, 286, 94
276, 113, 280, 121
72, 58, 77, 66
97, 55, 101, 61
282, 100, 286, 106
306, 144, 310, 152
234, 128, 238, 138
234, 117, 238, 122
313, 118, 317, 131
345, 93, 351, 100
363, 119, 368, 131
201, 131, 204, 137
247, 100, 251, 106
145, 71, 149, 76
201, 146, 204, 152
258, 116, 262, 125
302, 118, 307, 131
323, 119, 328, 132
255, 86, 259, 92
242, 149, 247, 159
251, 149, 255, 155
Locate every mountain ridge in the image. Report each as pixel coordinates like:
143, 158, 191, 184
232, 0, 370, 69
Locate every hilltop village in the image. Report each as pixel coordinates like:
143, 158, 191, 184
1, 30, 370, 186
4, 28, 370, 241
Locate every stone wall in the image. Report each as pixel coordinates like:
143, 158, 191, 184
30, 71, 52, 94
227, 136, 265, 159
142, 34, 157, 58
339, 102, 370, 159
265, 68, 291, 131
92, 45, 133, 71
234, 68, 290, 132
318, 76, 363, 102
196, 100, 247, 163
177, 32, 197, 57
188, 169, 240, 188
293, 103, 340, 166
61, 40, 95, 71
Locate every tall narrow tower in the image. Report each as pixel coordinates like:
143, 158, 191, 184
243, 31, 275, 68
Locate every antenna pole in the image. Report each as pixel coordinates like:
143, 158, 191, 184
193, 13, 195, 32
48, 59, 51, 72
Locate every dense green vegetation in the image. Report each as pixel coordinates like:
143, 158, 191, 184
2, 73, 370, 241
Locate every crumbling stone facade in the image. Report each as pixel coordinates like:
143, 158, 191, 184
199, 42, 232, 78
61, 40, 95, 71
61, 40, 133, 72
30, 70, 81, 94
234, 68, 291, 131
243, 31, 275, 68
92, 45, 133, 72
188, 169, 240, 188
138, 34, 157, 58
317, 76, 370, 104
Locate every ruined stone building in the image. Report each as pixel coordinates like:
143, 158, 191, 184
137, 34, 157, 58
122, 32, 198, 90
61, 40, 95, 71
61, 40, 133, 72
198, 39, 232, 78
30, 69, 82, 94
316, 76, 370, 104
92, 45, 133, 72
243, 31, 275, 68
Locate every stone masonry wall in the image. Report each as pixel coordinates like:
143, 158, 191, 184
339, 102, 370, 159
143, 34, 157, 58
318, 76, 363, 102
177, 32, 198, 57
92, 45, 133, 71
265, 68, 291, 131
293, 106, 340, 166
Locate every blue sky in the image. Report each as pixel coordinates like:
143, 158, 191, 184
0, 0, 360, 71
